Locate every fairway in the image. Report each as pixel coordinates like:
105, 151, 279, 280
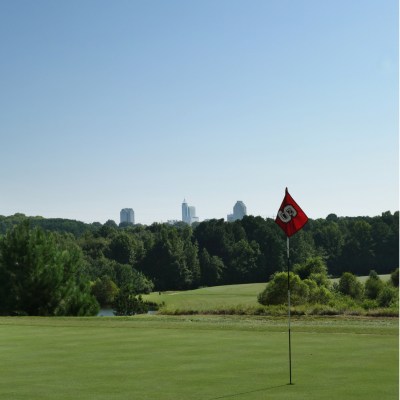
144, 283, 267, 313
0, 316, 398, 400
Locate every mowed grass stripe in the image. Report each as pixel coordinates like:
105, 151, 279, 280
0, 317, 398, 400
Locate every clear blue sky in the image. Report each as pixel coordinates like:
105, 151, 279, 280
0, 0, 398, 225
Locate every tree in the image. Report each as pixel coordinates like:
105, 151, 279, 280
0, 222, 99, 316
104, 219, 118, 228
112, 288, 148, 316
91, 276, 119, 307
139, 225, 200, 290
193, 219, 234, 265
339, 220, 374, 275
199, 248, 224, 286
292, 256, 328, 280
258, 272, 309, 306
364, 270, 384, 300
114, 263, 154, 294
107, 232, 137, 265
326, 214, 338, 222
377, 283, 398, 308
239, 216, 286, 277
313, 222, 344, 272
390, 268, 399, 287
288, 230, 317, 265
229, 239, 262, 283
338, 272, 363, 300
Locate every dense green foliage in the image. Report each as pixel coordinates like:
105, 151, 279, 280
258, 257, 398, 313
0, 211, 398, 300
0, 213, 100, 237
112, 289, 150, 316
0, 222, 98, 316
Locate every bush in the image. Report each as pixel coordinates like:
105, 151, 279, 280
361, 299, 379, 310
390, 268, 399, 287
377, 284, 399, 308
309, 272, 331, 288
292, 256, 328, 280
91, 276, 119, 307
364, 270, 384, 300
338, 272, 363, 300
113, 288, 150, 316
258, 272, 309, 306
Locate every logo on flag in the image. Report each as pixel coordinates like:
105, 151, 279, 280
275, 188, 308, 237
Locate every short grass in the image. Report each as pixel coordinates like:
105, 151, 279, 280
0, 316, 398, 400
144, 283, 266, 313
330, 274, 391, 284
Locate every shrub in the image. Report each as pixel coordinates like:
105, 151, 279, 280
91, 276, 119, 307
338, 272, 363, 300
303, 279, 332, 304
113, 288, 149, 316
390, 268, 399, 287
361, 299, 379, 310
258, 272, 309, 306
364, 270, 384, 300
292, 256, 328, 280
309, 272, 331, 288
377, 284, 399, 308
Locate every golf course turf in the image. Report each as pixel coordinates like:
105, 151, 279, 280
0, 315, 398, 400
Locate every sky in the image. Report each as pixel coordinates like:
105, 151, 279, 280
0, 0, 398, 225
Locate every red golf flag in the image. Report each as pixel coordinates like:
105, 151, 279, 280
275, 188, 308, 237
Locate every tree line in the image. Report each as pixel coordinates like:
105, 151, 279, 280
0, 211, 398, 315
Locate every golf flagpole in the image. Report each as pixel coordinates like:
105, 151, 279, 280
287, 237, 292, 385
275, 188, 308, 385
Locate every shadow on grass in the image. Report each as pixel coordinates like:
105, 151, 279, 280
210, 384, 290, 399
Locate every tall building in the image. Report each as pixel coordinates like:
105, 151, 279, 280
120, 208, 135, 225
227, 201, 247, 222
182, 199, 199, 225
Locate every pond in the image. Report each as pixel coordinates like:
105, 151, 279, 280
97, 308, 157, 316
97, 308, 114, 317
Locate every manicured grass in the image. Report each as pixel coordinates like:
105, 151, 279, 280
330, 274, 391, 284
0, 316, 398, 400
144, 283, 266, 313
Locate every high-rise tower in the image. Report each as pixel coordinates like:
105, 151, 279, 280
120, 208, 135, 225
182, 199, 199, 225
182, 199, 190, 224
227, 201, 247, 222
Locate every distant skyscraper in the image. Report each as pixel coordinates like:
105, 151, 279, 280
182, 199, 189, 224
120, 208, 135, 225
182, 199, 199, 225
227, 201, 247, 222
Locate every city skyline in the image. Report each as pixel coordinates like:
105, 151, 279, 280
1, 194, 397, 226
1, 1, 397, 226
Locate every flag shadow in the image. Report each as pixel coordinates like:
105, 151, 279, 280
210, 384, 290, 400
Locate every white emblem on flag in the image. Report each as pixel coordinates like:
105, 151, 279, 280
278, 205, 297, 223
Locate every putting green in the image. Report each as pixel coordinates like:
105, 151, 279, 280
0, 316, 397, 400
